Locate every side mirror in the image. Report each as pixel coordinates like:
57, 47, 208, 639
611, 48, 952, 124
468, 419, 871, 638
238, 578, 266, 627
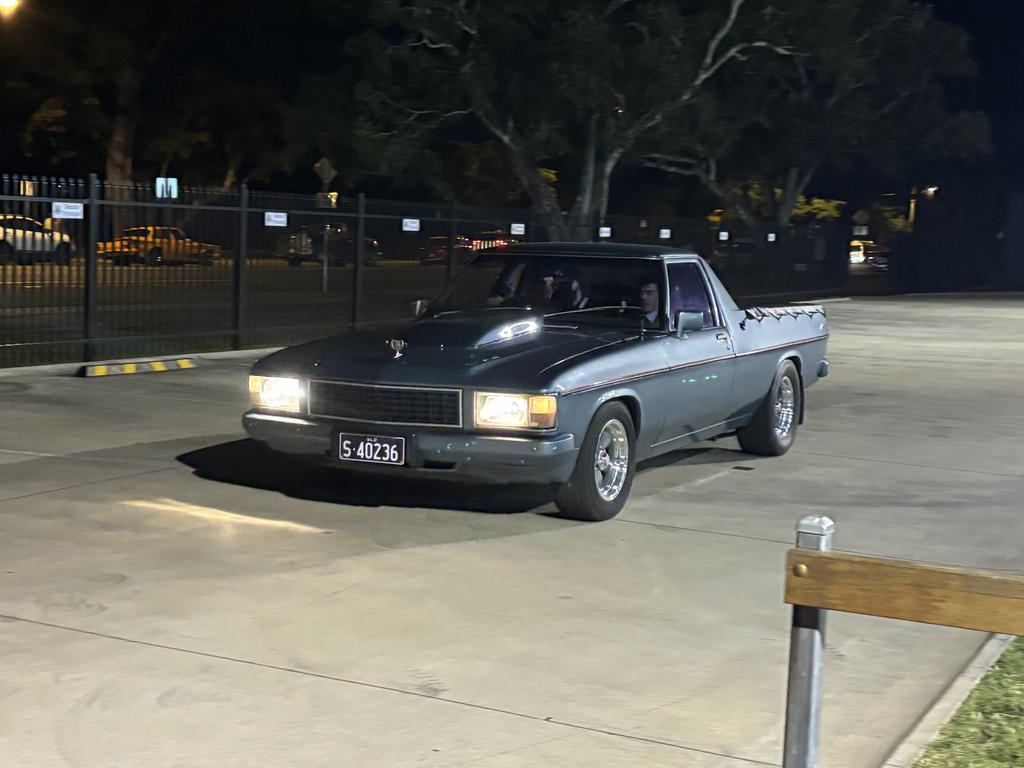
675, 310, 704, 338
412, 299, 429, 318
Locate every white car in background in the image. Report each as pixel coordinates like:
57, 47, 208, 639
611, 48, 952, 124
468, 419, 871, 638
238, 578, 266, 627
0, 215, 74, 265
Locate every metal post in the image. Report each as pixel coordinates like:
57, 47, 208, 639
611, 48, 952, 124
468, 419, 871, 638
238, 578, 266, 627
84, 173, 100, 361
783, 515, 835, 768
234, 183, 249, 349
447, 200, 459, 281
352, 192, 365, 327
321, 223, 329, 294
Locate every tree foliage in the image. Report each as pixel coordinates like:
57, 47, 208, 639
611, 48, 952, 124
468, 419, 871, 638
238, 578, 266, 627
643, 0, 990, 224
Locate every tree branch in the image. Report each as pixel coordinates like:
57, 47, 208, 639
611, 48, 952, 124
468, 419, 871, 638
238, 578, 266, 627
604, 0, 636, 16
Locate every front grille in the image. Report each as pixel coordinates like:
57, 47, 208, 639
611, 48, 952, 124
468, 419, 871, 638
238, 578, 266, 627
309, 381, 462, 427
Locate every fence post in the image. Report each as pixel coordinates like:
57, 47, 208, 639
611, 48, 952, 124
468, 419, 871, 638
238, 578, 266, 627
352, 192, 365, 327
234, 183, 249, 349
321, 222, 329, 294
783, 514, 835, 768
447, 200, 459, 281
84, 173, 100, 362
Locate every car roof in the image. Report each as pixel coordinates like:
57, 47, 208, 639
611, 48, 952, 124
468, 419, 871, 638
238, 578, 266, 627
486, 242, 699, 260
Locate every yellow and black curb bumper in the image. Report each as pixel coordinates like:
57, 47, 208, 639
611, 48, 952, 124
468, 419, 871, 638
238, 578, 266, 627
78, 357, 197, 378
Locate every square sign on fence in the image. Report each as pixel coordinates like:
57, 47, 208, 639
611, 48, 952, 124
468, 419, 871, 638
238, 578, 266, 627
155, 177, 179, 199
718, 230, 730, 242
402, 218, 421, 232
659, 228, 672, 239
52, 202, 84, 220
767, 232, 778, 243
598, 226, 612, 238
510, 222, 526, 236
853, 225, 869, 237
264, 212, 288, 228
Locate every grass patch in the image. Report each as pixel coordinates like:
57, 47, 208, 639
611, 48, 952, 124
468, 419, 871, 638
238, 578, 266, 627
915, 637, 1024, 768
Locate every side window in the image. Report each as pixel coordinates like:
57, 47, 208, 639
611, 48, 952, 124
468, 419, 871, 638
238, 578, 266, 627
667, 262, 716, 329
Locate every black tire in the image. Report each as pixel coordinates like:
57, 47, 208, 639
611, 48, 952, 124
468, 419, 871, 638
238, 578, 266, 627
0, 242, 13, 265
288, 257, 302, 267
54, 244, 71, 266
555, 401, 637, 522
144, 247, 162, 266
200, 250, 215, 266
737, 360, 802, 456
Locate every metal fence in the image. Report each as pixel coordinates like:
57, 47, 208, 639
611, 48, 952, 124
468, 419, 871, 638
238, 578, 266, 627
0, 173, 849, 368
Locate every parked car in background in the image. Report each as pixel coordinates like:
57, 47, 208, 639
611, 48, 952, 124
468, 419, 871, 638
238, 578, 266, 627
244, 243, 830, 522
421, 235, 474, 266
849, 240, 890, 271
286, 224, 384, 266
0, 215, 74, 265
97, 226, 222, 266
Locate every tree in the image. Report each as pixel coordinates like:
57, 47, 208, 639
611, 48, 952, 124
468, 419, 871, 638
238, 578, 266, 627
358, 0, 791, 239
643, 0, 990, 224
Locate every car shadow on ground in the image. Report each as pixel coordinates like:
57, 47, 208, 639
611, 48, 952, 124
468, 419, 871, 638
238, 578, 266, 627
177, 439, 557, 514
177, 438, 756, 517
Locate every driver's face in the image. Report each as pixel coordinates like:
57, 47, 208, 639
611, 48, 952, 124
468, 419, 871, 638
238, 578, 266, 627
640, 283, 659, 314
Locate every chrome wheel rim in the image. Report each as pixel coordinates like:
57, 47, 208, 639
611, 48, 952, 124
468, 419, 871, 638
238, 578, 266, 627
594, 419, 629, 501
774, 375, 796, 438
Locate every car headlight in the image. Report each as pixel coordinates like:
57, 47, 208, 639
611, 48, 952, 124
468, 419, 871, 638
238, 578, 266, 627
474, 392, 557, 429
249, 375, 304, 413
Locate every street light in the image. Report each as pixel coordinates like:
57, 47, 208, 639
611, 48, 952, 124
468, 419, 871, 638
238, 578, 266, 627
0, 0, 22, 18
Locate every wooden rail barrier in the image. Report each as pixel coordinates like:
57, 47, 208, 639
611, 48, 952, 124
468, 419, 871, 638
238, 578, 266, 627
781, 515, 1023, 768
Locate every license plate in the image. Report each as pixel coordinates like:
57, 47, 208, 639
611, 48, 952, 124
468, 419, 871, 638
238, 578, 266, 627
338, 433, 405, 466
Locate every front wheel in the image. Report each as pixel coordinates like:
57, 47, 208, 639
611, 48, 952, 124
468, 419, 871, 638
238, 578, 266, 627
555, 401, 636, 522
144, 247, 163, 266
737, 360, 802, 456
54, 243, 71, 266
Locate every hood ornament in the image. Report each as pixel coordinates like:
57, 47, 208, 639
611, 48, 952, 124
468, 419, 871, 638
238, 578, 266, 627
388, 338, 407, 359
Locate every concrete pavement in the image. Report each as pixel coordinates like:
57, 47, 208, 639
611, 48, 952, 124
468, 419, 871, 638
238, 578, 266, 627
1, 295, 1022, 767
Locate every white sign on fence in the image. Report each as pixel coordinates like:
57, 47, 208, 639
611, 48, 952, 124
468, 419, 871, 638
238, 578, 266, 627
766, 232, 778, 243
853, 225, 869, 237
52, 202, 84, 220
264, 211, 289, 228
718, 230, 730, 242
402, 218, 421, 232
658, 228, 672, 239
598, 226, 612, 238
510, 222, 526, 236
155, 177, 179, 199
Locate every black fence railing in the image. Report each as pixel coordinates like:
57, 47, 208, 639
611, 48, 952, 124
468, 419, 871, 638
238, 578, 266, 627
0, 173, 850, 368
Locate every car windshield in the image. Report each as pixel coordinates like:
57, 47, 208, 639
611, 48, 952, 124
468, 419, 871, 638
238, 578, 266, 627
428, 252, 665, 329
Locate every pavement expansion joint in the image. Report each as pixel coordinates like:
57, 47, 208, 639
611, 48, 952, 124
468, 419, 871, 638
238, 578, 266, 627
0, 612, 780, 767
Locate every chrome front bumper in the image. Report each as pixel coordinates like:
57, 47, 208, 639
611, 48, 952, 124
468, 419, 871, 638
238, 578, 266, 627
242, 411, 579, 484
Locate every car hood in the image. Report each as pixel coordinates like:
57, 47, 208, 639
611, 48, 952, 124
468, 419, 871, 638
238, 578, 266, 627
253, 310, 640, 390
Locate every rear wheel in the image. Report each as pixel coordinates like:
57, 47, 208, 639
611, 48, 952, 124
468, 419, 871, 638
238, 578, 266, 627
144, 247, 163, 266
0, 242, 13, 265
555, 401, 636, 522
737, 360, 801, 456
54, 243, 71, 266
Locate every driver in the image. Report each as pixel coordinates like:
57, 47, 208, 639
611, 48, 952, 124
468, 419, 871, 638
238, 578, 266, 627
639, 281, 661, 329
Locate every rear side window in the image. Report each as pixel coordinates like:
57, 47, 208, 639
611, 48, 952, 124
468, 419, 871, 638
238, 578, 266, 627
667, 262, 716, 329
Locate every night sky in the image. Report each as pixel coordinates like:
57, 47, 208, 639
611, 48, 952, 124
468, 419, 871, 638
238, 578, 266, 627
933, 1, 1024, 187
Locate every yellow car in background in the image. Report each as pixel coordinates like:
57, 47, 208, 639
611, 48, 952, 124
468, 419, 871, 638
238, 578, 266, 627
98, 226, 222, 266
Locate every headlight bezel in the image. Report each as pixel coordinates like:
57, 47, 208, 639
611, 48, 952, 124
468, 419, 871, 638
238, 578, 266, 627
473, 391, 558, 431
249, 375, 305, 414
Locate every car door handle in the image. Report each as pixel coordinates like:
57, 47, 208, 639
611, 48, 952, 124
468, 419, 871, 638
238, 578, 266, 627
715, 332, 730, 343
